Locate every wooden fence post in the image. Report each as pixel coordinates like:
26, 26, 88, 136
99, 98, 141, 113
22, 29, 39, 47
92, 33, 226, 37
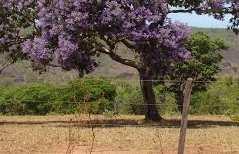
178, 78, 193, 154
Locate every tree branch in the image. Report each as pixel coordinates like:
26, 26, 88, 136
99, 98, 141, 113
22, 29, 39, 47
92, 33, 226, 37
0, 62, 14, 74
98, 35, 140, 69
169, 8, 233, 14
48, 63, 62, 68
97, 46, 140, 69
121, 39, 137, 50
169, 8, 198, 13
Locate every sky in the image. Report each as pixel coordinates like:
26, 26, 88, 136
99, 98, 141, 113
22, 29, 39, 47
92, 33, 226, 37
169, 13, 231, 28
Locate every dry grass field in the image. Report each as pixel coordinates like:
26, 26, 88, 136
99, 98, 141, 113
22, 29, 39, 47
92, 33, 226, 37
0, 115, 239, 154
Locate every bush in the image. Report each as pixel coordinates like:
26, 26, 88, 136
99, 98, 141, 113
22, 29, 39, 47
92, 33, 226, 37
77, 98, 114, 114
114, 76, 239, 116
154, 85, 178, 115
0, 84, 55, 115
69, 78, 116, 101
0, 78, 116, 115
190, 77, 239, 115
114, 81, 178, 115
1, 76, 238, 116
52, 78, 117, 114
114, 81, 144, 115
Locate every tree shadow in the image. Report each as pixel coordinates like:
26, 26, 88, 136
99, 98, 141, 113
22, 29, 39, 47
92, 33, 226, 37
0, 118, 239, 129
162, 119, 239, 128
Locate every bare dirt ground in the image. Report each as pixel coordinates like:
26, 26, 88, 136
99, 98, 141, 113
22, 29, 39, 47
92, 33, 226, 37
0, 115, 239, 154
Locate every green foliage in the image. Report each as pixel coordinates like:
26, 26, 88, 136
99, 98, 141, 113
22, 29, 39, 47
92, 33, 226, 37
154, 85, 178, 115
111, 77, 239, 116
1, 76, 239, 116
191, 77, 239, 115
230, 115, 239, 122
175, 32, 226, 85
52, 78, 116, 114
69, 78, 116, 101
0, 84, 54, 115
114, 81, 144, 115
167, 32, 227, 112
192, 28, 238, 47
77, 98, 114, 115
0, 78, 116, 115
114, 81, 178, 115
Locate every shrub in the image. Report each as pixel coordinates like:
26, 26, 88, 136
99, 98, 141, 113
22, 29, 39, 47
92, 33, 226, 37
69, 78, 116, 101
0, 78, 116, 115
114, 77, 239, 116
154, 85, 178, 115
51, 78, 116, 114
114, 81, 178, 115
0, 84, 54, 115
114, 81, 144, 115
1, 76, 238, 116
191, 77, 239, 115
77, 98, 114, 114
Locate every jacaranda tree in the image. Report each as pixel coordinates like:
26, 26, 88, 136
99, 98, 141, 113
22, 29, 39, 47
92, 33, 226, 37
0, 0, 238, 121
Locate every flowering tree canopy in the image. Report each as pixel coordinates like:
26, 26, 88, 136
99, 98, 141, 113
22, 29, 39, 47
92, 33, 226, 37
0, 0, 238, 120
1, 0, 238, 74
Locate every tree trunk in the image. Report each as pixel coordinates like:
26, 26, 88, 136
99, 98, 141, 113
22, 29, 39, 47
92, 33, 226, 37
139, 71, 163, 121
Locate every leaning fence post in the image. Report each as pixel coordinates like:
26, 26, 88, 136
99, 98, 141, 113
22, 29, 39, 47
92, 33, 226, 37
178, 78, 193, 154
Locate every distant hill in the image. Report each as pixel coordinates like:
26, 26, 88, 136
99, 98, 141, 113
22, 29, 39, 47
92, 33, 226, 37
0, 28, 238, 85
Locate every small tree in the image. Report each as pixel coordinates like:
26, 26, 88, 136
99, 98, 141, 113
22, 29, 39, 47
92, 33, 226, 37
168, 32, 227, 113
0, 0, 238, 121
